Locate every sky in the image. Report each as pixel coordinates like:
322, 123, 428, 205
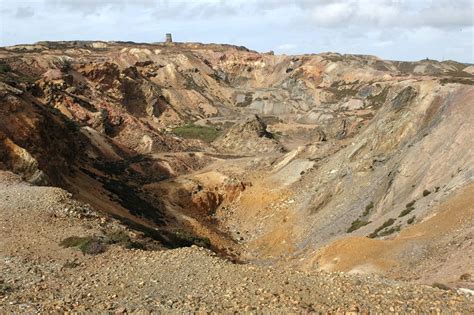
0, 0, 473, 63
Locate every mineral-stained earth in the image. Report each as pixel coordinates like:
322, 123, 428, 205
1, 41, 473, 312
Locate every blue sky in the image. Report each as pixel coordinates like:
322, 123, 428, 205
1, 0, 473, 62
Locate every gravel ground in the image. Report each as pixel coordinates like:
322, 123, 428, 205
1, 171, 473, 313
2, 246, 474, 313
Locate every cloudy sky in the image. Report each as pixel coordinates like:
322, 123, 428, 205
0, 0, 473, 62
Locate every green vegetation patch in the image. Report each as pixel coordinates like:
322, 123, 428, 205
172, 124, 220, 143
378, 224, 401, 237
399, 206, 415, 218
368, 218, 396, 238
362, 202, 374, 217
60, 231, 144, 255
422, 189, 431, 197
105, 230, 143, 250
346, 201, 376, 233
405, 200, 416, 208
60, 236, 106, 255
346, 219, 371, 233
407, 215, 416, 225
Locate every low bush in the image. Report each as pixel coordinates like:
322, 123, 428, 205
368, 218, 396, 238
399, 206, 415, 217
422, 189, 431, 197
60, 236, 106, 255
405, 200, 416, 208
379, 218, 395, 229
346, 219, 371, 233
378, 225, 401, 237
362, 202, 374, 216
105, 230, 143, 249
407, 215, 416, 224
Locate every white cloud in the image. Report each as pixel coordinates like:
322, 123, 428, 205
310, 2, 353, 27
0, 0, 472, 62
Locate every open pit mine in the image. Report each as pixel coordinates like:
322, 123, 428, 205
1, 40, 473, 312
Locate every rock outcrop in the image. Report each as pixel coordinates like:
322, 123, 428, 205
213, 115, 284, 154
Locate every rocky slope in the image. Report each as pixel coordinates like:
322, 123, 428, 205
1, 40, 473, 311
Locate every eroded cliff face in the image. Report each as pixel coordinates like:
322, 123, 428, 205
0, 41, 472, 286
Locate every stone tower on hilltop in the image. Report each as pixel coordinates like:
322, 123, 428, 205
165, 33, 173, 43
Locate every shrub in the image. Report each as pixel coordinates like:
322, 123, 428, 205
60, 236, 106, 255
378, 225, 401, 237
380, 218, 395, 229
399, 206, 415, 217
422, 189, 431, 197
368, 218, 396, 238
346, 219, 371, 233
405, 200, 416, 208
407, 215, 416, 224
82, 239, 107, 255
362, 202, 374, 216
105, 230, 143, 249
172, 124, 220, 143
106, 230, 131, 245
